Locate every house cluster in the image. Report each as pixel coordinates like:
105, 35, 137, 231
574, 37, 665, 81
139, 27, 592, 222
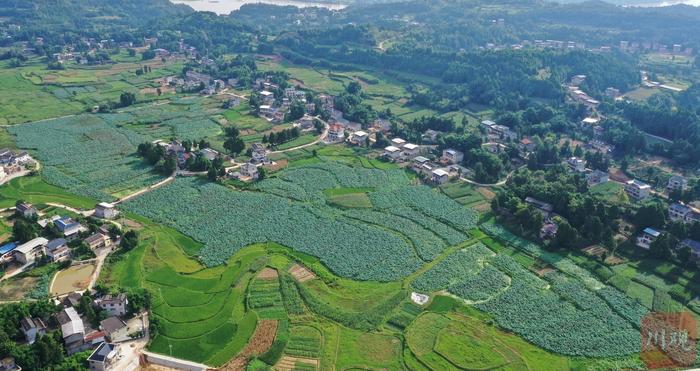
560, 156, 610, 186
255, 82, 320, 123
481, 120, 517, 143
619, 40, 693, 56
16, 291, 135, 370
0, 148, 34, 182
567, 75, 600, 110
414, 148, 464, 185
0, 203, 116, 267
228, 143, 270, 181
636, 227, 700, 261
382, 138, 422, 162
624, 179, 652, 201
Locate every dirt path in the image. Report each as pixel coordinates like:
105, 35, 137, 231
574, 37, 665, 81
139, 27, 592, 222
115, 175, 175, 204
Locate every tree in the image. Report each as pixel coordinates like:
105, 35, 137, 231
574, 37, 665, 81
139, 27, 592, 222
207, 167, 219, 182
224, 137, 245, 156
634, 202, 667, 230
649, 232, 676, 259
128, 48, 136, 57
551, 220, 578, 249
120, 230, 139, 251
346, 81, 362, 95
12, 219, 37, 243
119, 92, 136, 107
142, 50, 155, 60
286, 100, 305, 121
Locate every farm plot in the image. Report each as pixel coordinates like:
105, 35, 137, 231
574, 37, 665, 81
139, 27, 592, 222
124, 159, 478, 281
413, 236, 645, 358
248, 274, 286, 320
9, 101, 224, 200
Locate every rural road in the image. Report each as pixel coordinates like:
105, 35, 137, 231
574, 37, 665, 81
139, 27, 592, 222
459, 165, 525, 187
269, 118, 329, 154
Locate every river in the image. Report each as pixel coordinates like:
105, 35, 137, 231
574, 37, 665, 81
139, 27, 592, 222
170, 0, 346, 14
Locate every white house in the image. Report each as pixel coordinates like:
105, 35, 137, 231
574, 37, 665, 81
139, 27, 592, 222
57, 307, 85, 354
383, 146, 402, 161
441, 149, 464, 165
566, 157, 586, 172
326, 124, 345, 143
350, 131, 369, 145
624, 180, 651, 200
16, 202, 37, 218
411, 156, 430, 172
21, 317, 46, 345
13, 237, 49, 264
95, 294, 129, 317
637, 227, 661, 249
402, 143, 420, 159
391, 138, 407, 148
431, 169, 450, 184
250, 143, 269, 164
94, 203, 118, 220
259, 90, 275, 104
667, 175, 688, 193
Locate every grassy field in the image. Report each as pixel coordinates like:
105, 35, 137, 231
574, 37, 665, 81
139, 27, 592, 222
0, 176, 97, 209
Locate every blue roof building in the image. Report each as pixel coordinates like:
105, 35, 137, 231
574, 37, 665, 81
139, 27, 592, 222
0, 242, 18, 255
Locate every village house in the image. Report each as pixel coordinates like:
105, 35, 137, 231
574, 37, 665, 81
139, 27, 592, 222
99, 317, 128, 342
383, 146, 402, 161
84, 233, 111, 250
402, 143, 420, 160
240, 162, 259, 180
483, 142, 506, 154
481, 120, 517, 142
571, 74, 586, 86
540, 221, 559, 240
258, 105, 274, 118
318, 94, 334, 112
0, 357, 19, 371
95, 293, 128, 317
586, 170, 609, 186
84, 331, 106, 348
326, 124, 345, 143
667, 175, 688, 193
20, 317, 46, 344
55, 217, 85, 239
637, 227, 661, 249
411, 156, 430, 172
422, 129, 441, 143
94, 202, 118, 220
200, 148, 219, 162
669, 203, 692, 222
16, 202, 37, 218
431, 169, 450, 184
87, 342, 118, 371
250, 143, 269, 165
57, 307, 85, 354
0, 242, 18, 261
581, 117, 600, 127
391, 138, 407, 148
679, 239, 700, 261
62, 292, 83, 309
566, 157, 586, 173
441, 149, 464, 165
13, 237, 48, 265
605, 87, 621, 99
686, 210, 700, 224
259, 90, 275, 105
519, 138, 536, 154
46, 238, 70, 262
350, 131, 369, 146
298, 115, 315, 130
624, 180, 652, 200
525, 197, 554, 218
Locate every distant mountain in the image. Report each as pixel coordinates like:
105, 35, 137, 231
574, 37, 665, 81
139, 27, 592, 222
0, 0, 193, 28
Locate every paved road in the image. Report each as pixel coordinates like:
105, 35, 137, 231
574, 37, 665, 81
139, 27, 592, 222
269, 118, 329, 154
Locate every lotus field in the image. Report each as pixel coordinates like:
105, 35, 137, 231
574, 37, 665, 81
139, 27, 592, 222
411, 228, 649, 357
9, 102, 221, 200
123, 161, 479, 281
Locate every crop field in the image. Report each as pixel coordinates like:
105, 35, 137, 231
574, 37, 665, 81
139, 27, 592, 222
8, 101, 223, 200
415, 229, 648, 358
123, 159, 478, 280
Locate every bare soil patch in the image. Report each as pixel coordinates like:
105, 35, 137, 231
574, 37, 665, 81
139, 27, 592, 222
257, 267, 279, 280
220, 320, 279, 371
476, 187, 496, 200
275, 356, 319, 371
0, 276, 38, 301
288, 264, 316, 283
50, 263, 96, 296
